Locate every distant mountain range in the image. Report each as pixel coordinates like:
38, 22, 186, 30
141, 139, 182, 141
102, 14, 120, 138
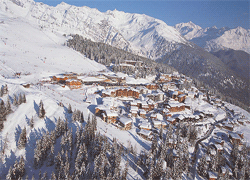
0, 0, 249, 109
175, 21, 250, 54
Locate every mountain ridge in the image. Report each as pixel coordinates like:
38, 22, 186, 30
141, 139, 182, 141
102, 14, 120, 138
175, 22, 250, 54
0, 0, 187, 59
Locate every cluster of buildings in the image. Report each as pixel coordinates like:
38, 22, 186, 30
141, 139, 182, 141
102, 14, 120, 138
91, 71, 218, 140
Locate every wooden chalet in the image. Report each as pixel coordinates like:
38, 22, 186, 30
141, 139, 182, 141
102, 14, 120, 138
152, 120, 168, 129
139, 121, 152, 130
139, 109, 147, 119
137, 129, 153, 141
229, 133, 242, 145
167, 117, 177, 125
103, 110, 118, 124
66, 79, 82, 89
167, 101, 185, 112
178, 94, 186, 103
158, 74, 172, 83
211, 144, 224, 153
130, 106, 139, 117
52, 75, 68, 82
145, 83, 158, 90
118, 117, 133, 130
102, 88, 139, 99
222, 123, 234, 131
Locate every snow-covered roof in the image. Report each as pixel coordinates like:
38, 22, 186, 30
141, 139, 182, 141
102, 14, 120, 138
139, 122, 152, 129
119, 117, 132, 125
229, 132, 241, 139
167, 117, 176, 122
138, 129, 152, 136
139, 109, 147, 114
105, 110, 118, 117
130, 106, 139, 112
168, 101, 185, 107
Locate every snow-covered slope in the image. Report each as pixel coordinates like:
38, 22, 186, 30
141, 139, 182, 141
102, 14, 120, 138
0, 0, 187, 59
0, 11, 105, 82
175, 22, 250, 54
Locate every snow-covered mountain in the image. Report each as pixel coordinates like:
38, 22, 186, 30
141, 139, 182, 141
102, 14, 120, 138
175, 22, 250, 54
0, 0, 187, 60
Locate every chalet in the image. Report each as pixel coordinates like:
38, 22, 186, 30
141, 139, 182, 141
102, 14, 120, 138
171, 72, 180, 81
104, 110, 118, 124
139, 109, 147, 118
130, 101, 138, 107
118, 117, 133, 130
136, 86, 148, 94
167, 117, 176, 125
65, 79, 82, 89
211, 144, 224, 153
102, 89, 116, 97
162, 82, 176, 91
229, 133, 242, 144
145, 83, 158, 90
158, 74, 172, 83
214, 138, 224, 146
222, 123, 234, 131
137, 129, 153, 141
130, 106, 139, 117
167, 101, 185, 112
52, 75, 68, 83
237, 119, 244, 125
152, 120, 168, 129
178, 94, 186, 103
141, 101, 149, 111
147, 99, 155, 111
237, 132, 244, 139
95, 105, 107, 116
102, 87, 139, 99
169, 91, 179, 99
175, 114, 185, 122
138, 121, 152, 130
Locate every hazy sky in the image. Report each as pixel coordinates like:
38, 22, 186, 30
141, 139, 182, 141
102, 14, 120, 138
34, 0, 249, 29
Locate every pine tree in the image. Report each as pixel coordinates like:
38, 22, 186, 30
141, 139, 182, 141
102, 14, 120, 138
13, 94, 18, 106
6, 166, 13, 180
4, 84, 8, 94
51, 172, 56, 180
0, 100, 6, 121
39, 100, 45, 118
46, 144, 54, 166
18, 93, 22, 105
41, 171, 47, 180
22, 94, 26, 103
6, 96, 12, 114
68, 104, 72, 114
18, 127, 27, 149
18, 156, 25, 177
0, 86, 3, 97
30, 116, 34, 128
80, 112, 84, 123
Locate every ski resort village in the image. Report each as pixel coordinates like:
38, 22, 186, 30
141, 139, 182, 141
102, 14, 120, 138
0, 0, 250, 179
